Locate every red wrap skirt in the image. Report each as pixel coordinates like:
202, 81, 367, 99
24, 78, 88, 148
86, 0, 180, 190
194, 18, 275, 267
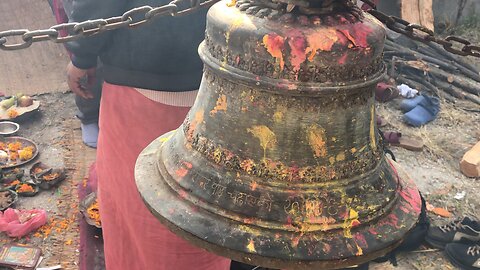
96, 82, 231, 270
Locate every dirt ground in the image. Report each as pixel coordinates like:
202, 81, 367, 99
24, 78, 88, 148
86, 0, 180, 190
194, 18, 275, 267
368, 20, 480, 270
0, 92, 96, 269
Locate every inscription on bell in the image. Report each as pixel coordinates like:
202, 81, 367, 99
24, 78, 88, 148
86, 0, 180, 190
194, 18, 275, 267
191, 171, 273, 212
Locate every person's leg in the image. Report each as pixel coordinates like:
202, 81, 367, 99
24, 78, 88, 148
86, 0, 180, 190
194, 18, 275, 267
75, 64, 102, 147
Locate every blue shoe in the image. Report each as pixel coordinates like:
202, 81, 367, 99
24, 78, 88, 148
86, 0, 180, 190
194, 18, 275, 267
81, 122, 99, 148
400, 95, 425, 112
403, 95, 440, 127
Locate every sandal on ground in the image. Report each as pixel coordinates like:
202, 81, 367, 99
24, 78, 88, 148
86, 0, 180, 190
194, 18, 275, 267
382, 131, 424, 151
376, 116, 388, 127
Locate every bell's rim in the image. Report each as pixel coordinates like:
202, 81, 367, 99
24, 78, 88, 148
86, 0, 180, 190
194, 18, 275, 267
135, 133, 421, 269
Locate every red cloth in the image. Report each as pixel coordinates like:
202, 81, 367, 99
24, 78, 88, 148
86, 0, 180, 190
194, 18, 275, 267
96, 83, 231, 270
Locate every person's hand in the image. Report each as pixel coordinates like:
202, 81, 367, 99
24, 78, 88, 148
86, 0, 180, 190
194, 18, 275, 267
67, 61, 96, 99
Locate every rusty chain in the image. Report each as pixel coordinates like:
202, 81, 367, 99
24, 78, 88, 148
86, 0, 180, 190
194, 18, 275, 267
362, 0, 480, 58
0, 0, 479, 58
0, 0, 218, 51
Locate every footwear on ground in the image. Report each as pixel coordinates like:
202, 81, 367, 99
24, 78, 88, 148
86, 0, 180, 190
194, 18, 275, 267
446, 243, 480, 270
425, 217, 480, 249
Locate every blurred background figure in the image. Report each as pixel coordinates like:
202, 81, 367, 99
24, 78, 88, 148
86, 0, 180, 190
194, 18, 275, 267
48, 0, 102, 148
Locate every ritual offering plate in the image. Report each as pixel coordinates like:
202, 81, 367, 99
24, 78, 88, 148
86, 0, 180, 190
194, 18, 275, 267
2, 179, 22, 191
30, 162, 66, 189
0, 190, 17, 211
0, 137, 38, 169
29, 162, 51, 179
1, 168, 25, 185
0, 94, 40, 121
37, 169, 66, 190
15, 182, 39, 197
80, 192, 101, 228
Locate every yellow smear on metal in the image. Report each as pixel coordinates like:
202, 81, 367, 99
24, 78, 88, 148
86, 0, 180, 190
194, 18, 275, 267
247, 239, 256, 253
239, 225, 261, 237
158, 130, 176, 146
328, 157, 335, 165
247, 125, 277, 159
305, 30, 338, 61
225, 18, 244, 44
273, 111, 284, 123
273, 105, 287, 123
343, 209, 359, 239
336, 152, 345, 161
226, 0, 236, 7
213, 148, 223, 163
298, 217, 337, 232
350, 147, 357, 154
356, 243, 363, 256
231, 17, 244, 29
370, 105, 377, 150
210, 94, 227, 116
223, 18, 243, 65
307, 125, 327, 158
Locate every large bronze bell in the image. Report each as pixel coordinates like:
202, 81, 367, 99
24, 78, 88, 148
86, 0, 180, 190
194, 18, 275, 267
135, 0, 422, 269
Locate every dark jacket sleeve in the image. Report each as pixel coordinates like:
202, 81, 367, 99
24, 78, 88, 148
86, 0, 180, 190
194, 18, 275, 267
65, 0, 128, 69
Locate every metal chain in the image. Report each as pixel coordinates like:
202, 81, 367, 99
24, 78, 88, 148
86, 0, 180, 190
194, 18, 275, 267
362, 0, 480, 58
0, 0, 219, 51
0, 0, 479, 58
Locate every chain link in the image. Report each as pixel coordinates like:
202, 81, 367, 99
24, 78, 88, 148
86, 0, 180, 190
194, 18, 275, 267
0, 0, 217, 51
0, 0, 479, 58
362, 0, 480, 58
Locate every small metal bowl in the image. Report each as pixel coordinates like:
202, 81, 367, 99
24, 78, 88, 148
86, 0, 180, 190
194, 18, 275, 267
0, 122, 19, 136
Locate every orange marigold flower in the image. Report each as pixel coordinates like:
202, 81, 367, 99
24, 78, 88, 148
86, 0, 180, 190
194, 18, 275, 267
18, 148, 33, 160
8, 180, 21, 187
87, 200, 101, 226
7, 142, 22, 151
43, 172, 59, 182
7, 109, 18, 119
9, 151, 18, 161
17, 184, 34, 193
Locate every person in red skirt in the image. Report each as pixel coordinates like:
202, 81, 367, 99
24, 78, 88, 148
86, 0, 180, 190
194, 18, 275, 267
65, 0, 231, 269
